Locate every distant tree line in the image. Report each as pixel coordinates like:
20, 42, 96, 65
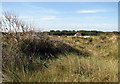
2, 30, 119, 36
42, 30, 119, 36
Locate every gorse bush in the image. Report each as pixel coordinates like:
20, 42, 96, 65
19, 36, 82, 60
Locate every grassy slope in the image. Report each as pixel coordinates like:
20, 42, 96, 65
2, 34, 118, 82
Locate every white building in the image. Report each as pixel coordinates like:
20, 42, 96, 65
74, 33, 90, 38
74, 33, 82, 37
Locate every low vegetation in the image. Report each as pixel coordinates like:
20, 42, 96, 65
2, 13, 118, 82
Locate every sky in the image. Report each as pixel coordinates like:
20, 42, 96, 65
2, 2, 118, 32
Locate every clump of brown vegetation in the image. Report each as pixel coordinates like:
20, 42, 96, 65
2, 12, 85, 76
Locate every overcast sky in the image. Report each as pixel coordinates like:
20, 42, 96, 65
2, 2, 118, 31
